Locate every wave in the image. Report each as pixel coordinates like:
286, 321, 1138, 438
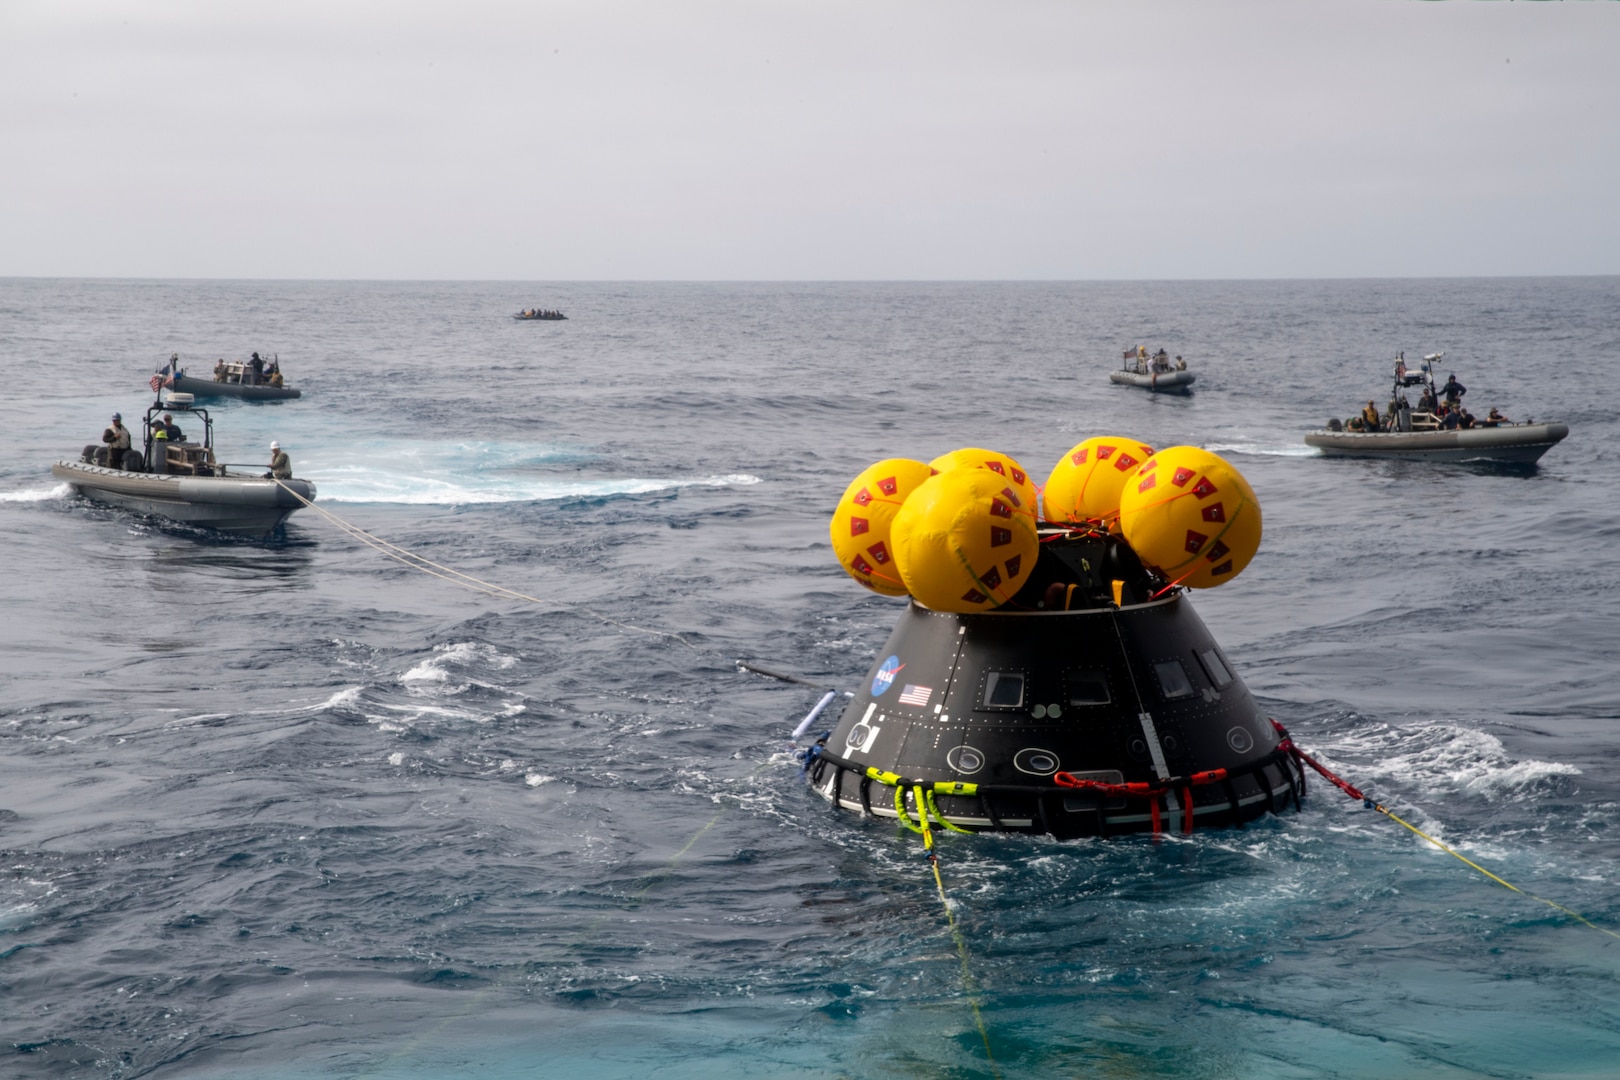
1327, 720, 1580, 803
294, 438, 762, 505
1202, 441, 1319, 458
0, 483, 69, 503
320, 471, 761, 505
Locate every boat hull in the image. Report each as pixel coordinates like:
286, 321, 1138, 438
808, 596, 1300, 837
52, 461, 316, 537
171, 374, 302, 401
1304, 422, 1568, 464
1110, 369, 1196, 395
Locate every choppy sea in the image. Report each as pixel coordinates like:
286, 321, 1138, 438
3, 277, 1619, 1079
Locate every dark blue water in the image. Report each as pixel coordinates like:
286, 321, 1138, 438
3, 278, 1619, 1079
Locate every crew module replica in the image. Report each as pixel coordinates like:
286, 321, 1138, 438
804, 441, 1301, 838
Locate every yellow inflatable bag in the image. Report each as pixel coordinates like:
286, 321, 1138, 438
891, 466, 1039, 612
1042, 436, 1154, 527
928, 447, 1038, 519
831, 458, 936, 595
1117, 446, 1261, 590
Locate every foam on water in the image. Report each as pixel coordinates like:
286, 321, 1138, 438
0, 483, 70, 502
1330, 719, 1582, 802
290, 437, 762, 504
1202, 440, 1321, 458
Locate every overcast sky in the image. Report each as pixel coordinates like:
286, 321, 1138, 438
3, 0, 1616, 280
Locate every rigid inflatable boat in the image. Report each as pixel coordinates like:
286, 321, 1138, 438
53, 395, 314, 538
1110, 347, 1195, 395
1305, 422, 1568, 464
158, 353, 302, 401
1307, 351, 1567, 465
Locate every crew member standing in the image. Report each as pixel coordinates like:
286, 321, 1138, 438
102, 412, 131, 469
1360, 400, 1381, 432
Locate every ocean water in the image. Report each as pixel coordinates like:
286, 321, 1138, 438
2, 277, 1619, 1079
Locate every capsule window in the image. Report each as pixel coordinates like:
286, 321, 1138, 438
1153, 659, 1194, 700
982, 671, 1025, 708
1066, 671, 1110, 706
1198, 648, 1233, 689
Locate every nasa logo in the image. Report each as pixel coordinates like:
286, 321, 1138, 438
871, 655, 904, 696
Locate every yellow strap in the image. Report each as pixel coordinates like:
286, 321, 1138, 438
925, 789, 973, 834
932, 780, 978, 796
913, 796, 1000, 1078
894, 784, 924, 834
913, 786, 936, 851
1376, 803, 1620, 941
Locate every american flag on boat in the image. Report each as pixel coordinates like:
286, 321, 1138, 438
150, 358, 176, 392
898, 684, 932, 707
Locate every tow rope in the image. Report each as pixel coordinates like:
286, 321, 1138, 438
890, 778, 1000, 1078
270, 480, 702, 648
1272, 720, 1620, 942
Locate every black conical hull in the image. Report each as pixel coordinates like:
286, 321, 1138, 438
809, 595, 1302, 837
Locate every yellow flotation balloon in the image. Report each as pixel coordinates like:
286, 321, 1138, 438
1118, 446, 1261, 590
1042, 436, 1155, 527
891, 466, 1040, 612
830, 458, 936, 595
928, 447, 1038, 519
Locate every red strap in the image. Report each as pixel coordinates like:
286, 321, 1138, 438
1271, 719, 1366, 802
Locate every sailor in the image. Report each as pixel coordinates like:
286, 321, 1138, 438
102, 412, 131, 469
269, 369, 284, 388
154, 412, 185, 442
1442, 373, 1466, 405
214, 358, 226, 382
264, 441, 291, 480
1360, 400, 1381, 432
1175, 355, 1186, 371
249, 352, 265, 385
1441, 408, 1461, 430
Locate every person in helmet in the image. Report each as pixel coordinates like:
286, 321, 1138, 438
102, 412, 131, 469
264, 441, 291, 480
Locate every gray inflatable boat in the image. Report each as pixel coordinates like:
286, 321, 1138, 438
55, 395, 315, 538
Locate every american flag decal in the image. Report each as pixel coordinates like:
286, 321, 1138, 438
898, 684, 932, 707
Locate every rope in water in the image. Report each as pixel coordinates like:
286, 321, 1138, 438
894, 782, 1000, 1078
1272, 720, 1620, 942
271, 479, 702, 649
267, 484, 1006, 1067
